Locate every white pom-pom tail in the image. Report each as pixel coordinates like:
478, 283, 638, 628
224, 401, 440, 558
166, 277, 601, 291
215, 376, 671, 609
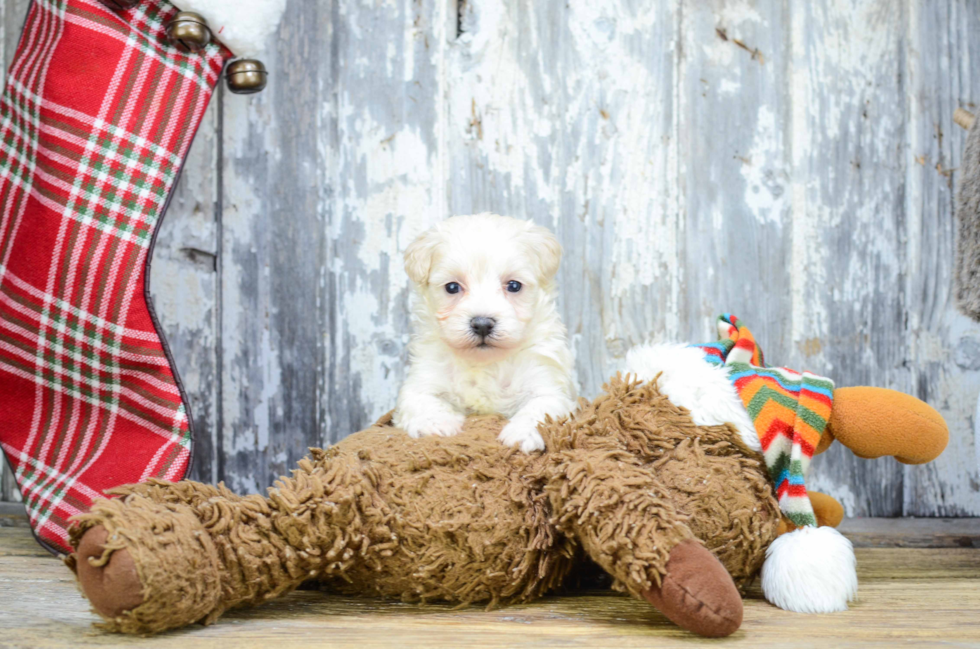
761, 526, 857, 613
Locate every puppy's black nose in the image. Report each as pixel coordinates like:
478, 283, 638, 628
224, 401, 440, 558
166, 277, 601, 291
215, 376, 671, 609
470, 316, 496, 338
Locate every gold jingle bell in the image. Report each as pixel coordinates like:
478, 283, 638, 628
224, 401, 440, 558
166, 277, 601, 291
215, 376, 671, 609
226, 60, 269, 95
99, 0, 140, 10
166, 12, 212, 53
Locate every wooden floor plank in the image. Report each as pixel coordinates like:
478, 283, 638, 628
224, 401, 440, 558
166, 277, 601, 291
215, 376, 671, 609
0, 526, 977, 648
840, 518, 980, 549
0, 527, 54, 557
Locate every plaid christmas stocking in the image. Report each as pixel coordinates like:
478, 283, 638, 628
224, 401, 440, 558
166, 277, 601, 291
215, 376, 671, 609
0, 0, 229, 554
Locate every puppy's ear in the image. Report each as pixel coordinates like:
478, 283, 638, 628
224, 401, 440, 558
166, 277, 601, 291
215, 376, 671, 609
525, 223, 563, 280
404, 227, 442, 285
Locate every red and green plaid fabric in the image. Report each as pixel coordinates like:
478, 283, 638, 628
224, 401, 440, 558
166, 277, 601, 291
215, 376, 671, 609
0, 0, 229, 554
694, 315, 834, 528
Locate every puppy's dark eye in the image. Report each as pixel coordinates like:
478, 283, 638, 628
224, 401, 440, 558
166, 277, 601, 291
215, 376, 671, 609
506, 281, 522, 293
445, 282, 462, 295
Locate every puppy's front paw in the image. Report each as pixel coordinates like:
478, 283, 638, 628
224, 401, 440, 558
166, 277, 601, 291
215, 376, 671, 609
398, 410, 466, 439
499, 419, 546, 453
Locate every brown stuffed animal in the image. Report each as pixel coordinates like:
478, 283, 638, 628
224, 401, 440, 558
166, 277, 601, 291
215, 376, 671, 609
68, 367, 947, 638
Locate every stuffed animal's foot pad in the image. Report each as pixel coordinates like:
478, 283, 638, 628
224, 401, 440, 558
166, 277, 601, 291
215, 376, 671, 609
73, 526, 144, 619
642, 539, 743, 638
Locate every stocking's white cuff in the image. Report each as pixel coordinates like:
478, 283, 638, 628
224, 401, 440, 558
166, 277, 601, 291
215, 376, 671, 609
174, 0, 286, 57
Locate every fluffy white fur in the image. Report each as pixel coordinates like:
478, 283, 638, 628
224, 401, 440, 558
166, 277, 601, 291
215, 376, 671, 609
623, 342, 762, 453
761, 526, 858, 613
174, 0, 286, 56
394, 214, 576, 453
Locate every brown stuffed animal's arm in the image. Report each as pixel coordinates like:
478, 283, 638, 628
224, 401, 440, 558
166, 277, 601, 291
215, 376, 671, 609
550, 453, 695, 595
814, 387, 949, 464
549, 453, 743, 638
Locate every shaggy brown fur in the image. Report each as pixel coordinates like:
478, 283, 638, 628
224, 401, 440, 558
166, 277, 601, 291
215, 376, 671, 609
957, 115, 980, 321
69, 376, 781, 635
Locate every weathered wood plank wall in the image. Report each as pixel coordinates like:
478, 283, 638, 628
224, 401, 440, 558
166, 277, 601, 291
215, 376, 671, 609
1, 0, 979, 516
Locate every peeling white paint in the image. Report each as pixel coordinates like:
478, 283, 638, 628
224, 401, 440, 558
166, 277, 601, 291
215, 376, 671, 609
718, 0, 765, 27
788, 5, 828, 361
741, 106, 788, 226
449, 0, 556, 199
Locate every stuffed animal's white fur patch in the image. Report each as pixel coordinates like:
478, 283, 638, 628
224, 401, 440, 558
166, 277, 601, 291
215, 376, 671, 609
624, 342, 762, 453
174, 0, 286, 56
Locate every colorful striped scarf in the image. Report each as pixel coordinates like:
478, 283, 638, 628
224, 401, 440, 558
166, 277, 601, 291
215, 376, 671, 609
694, 315, 834, 527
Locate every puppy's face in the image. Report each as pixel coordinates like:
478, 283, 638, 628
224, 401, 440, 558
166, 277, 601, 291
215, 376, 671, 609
404, 214, 562, 362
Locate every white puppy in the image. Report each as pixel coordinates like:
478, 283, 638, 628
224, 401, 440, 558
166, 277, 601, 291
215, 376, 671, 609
393, 214, 576, 452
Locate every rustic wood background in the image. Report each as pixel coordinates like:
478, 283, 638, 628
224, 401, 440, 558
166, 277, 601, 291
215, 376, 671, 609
2, 0, 980, 517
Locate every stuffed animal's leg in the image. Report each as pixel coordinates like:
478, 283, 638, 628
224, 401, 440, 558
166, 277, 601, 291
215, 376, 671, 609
68, 493, 228, 633
69, 459, 371, 634
816, 387, 949, 464
551, 458, 742, 637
